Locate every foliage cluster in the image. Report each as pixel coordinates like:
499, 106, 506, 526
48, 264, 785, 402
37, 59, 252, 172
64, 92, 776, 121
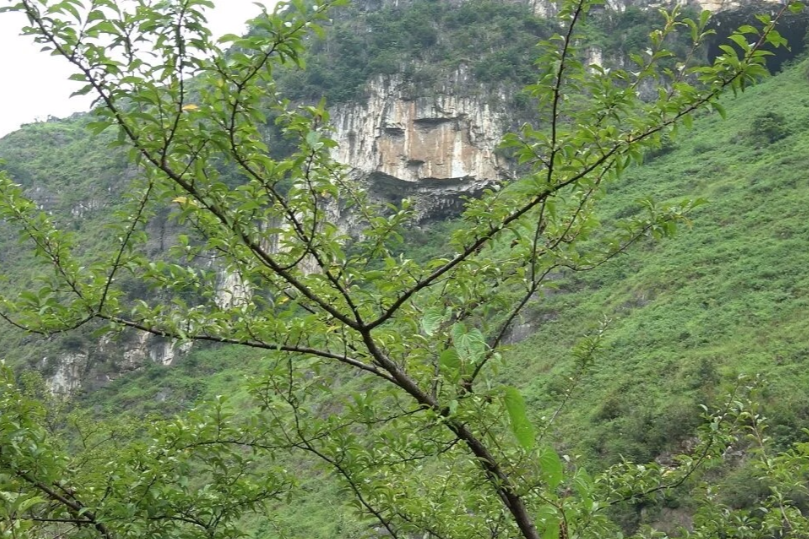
748, 110, 791, 144
0, 0, 804, 538
709, 2, 809, 72
587, 5, 700, 60
274, 0, 556, 103
497, 59, 809, 527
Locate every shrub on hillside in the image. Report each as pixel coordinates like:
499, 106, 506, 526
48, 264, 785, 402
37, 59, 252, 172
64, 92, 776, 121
750, 111, 791, 144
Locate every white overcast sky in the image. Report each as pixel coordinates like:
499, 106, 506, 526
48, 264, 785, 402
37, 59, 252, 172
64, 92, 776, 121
0, 1, 276, 138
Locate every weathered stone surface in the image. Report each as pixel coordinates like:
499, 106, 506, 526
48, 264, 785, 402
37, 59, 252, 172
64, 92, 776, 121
48, 352, 86, 395
216, 269, 252, 309
330, 67, 510, 219
331, 67, 509, 187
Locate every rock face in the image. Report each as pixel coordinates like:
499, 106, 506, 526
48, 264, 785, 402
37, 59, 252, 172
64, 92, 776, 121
331, 68, 510, 219
690, 0, 779, 12
332, 80, 505, 184
330, 0, 783, 217
216, 269, 252, 309
45, 332, 196, 395
116, 332, 193, 369
48, 352, 86, 395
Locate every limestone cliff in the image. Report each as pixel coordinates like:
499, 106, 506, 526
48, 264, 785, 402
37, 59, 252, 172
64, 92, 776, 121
331, 67, 510, 219
326, 0, 786, 219
42, 333, 194, 395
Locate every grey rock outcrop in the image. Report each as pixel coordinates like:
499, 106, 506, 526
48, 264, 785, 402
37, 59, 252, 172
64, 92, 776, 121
331, 67, 510, 219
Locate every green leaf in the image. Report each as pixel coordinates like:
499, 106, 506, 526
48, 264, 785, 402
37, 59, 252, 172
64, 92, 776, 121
536, 506, 559, 539
452, 323, 486, 363
682, 114, 693, 129
699, 9, 711, 28
543, 518, 560, 539
711, 101, 727, 119
503, 386, 535, 450
539, 445, 564, 490
789, 1, 804, 13
87, 9, 106, 23
727, 33, 751, 52
573, 468, 594, 512
439, 348, 461, 381
305, 131, 320, 148
421, 308, 445, 336
16, 495, 46, 513
218, 33, 241, 43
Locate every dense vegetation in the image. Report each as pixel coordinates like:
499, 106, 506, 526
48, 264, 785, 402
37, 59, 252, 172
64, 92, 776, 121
275, 0, 557, 103
28, 55, 806, 535
272, 0, 721, 106
1, 0, 808, 537
506, 59, 809, 528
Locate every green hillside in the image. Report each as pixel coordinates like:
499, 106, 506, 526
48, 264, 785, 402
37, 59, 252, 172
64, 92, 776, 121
2, 1, 809, 536
14, 57, 798, 535
508, 59, 809, 462
66, 54, 809, 450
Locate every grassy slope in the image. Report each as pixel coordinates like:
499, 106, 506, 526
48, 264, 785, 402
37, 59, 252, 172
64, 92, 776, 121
3, 44, 809, 539
59, 60, 809, 535
507, 59, 809, 466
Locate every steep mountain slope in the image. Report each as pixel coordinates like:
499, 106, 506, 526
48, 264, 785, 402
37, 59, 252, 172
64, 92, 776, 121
0, 0, 703, 389
509, 60, 809, 452
2, 0, 809, 535
12, 55, 802, 536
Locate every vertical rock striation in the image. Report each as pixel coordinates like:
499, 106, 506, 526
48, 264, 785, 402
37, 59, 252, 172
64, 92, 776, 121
330, 68, 510, 219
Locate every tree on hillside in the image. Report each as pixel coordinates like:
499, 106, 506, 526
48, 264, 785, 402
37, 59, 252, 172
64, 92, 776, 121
0, 0, 803, 538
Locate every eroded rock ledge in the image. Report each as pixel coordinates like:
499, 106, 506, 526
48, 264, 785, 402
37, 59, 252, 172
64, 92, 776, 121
331, 68, 510, 218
